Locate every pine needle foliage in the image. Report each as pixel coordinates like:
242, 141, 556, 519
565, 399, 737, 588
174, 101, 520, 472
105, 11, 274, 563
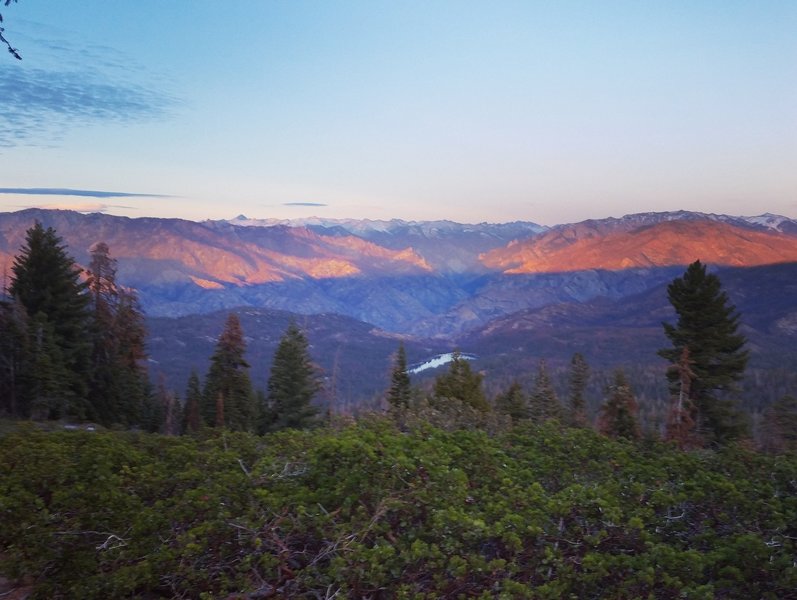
201, 313, 256, 431
266, 321, 320, 431
659, 260, 749, 445
386, 342, 412, 413
599, 369, 641, 441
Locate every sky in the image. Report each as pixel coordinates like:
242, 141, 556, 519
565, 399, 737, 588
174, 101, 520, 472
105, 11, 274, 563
0, 1, 795, 226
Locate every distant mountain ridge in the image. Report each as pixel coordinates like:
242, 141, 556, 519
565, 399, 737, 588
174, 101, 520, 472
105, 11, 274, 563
481, 219, 797, 273
1, 208, 796, 337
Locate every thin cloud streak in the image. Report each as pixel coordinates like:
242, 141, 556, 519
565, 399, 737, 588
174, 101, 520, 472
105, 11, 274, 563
14, 202, 137, 213
0, 188, 169, 198
282, 202, 328, 207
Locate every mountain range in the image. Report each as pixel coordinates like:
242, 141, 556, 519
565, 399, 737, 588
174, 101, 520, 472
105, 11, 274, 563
2, 208, 796, 407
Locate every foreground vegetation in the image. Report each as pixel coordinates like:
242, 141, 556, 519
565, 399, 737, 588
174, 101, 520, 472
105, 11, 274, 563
1, 420, 795, 599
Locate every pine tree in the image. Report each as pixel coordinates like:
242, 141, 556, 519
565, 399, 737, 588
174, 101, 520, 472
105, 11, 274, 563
85, 242, 148, 427
10, 222, 91, 418
386, 342, 412, 414
202, 313, 256, 431
528, 360, 561, 423
494, 380, 529, 423
266, 321, 320, 431
432, 351, 488, 412
598, 369, 640, 441
0, 296, 29, 417
665, 347, 699, 449
659, 260, 749, 445
567, 353, 590, 427
760, 395, 797, 454
182, 370, 202, 434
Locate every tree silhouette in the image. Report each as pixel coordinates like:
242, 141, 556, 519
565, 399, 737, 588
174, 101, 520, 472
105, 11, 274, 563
10, 222, 91, 418
202, 313, 256, 431
386, 342, 412, 414
567, 353, 590, 427
266, 321, 320, 431
659, 260, 749, 445
598, 369, 640, 441
432, 351, 488, 412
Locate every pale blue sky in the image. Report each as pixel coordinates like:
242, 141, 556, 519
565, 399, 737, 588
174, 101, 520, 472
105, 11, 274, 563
1, 1, 795, 225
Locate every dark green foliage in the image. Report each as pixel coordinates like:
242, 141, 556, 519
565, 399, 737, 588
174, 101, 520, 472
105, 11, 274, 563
660, 260, 749, 445
494, 380, 529, 422
432, 350, 489, 412
9, 222, 91, 417
761, 395, 797, 453
665, 347, 700, 449
182, 370, 202, 434
598, 369, 641, 441
266, 321, 320, 431
1, 423, 795, 598
529, 359, 562, 422
85, 243, 148, 427
0, 297, 29, 417
568, 352, 590, 427
202, 313, 256, 431
386, 342, 411, 413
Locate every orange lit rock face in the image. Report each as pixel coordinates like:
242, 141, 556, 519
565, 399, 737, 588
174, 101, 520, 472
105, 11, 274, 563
481, 221, 797, 273
188, 276, 226, 290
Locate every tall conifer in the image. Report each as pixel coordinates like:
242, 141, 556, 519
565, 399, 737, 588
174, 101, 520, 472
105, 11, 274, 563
85, 242, 148, 426
567, 353, 590, 427
266, 321, 320, 431
529, 360, 561, 423
432, 351, 488, 412
659, 260, 749, 445
202, 313, 256, 431
599, 369, 641, 441
10, 222, 91, 418
387, 342, 412, 413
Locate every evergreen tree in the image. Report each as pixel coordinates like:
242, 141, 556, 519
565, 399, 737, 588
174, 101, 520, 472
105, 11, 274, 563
202, 313, 256, 431
665, 347, 699, 449
432, 351, 488, 412
182, 370, 202, 434
598, 369, 640, 441
494, 380, 529, 423
85, 242, 148, 427
567, 352, 590, 427
659, 260, 749, 445
266, 321, 320, 430
10, 222, 91, 418
386, 342, 412, 414
0, 296, 29, 417
528, 360, 561, 423
760, 395, 797, 454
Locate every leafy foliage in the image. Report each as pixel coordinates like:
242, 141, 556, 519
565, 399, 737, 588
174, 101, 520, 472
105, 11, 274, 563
1, 422, 795, 598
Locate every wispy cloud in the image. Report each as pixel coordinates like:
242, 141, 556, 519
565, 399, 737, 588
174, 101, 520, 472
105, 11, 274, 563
0, 187, 167, 198
0, 30, 180, 148
14, 202, 135, 213
282, 202, 328, 207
